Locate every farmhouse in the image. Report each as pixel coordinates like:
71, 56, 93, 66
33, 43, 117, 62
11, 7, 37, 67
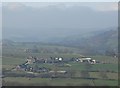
50, 57, 64, 63
12, 55, 98, 75
78, 58, 96, 64
49, 70, 67, 74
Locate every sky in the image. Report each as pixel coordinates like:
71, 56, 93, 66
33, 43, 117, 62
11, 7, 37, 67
1, 0, 119, 2
3, 2, 118, 11
2, 2, 118, 42
25, 2, 118, 11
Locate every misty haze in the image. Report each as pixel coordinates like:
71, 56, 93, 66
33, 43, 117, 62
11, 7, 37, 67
2, 2, 117, 42
2, 2, 118, 86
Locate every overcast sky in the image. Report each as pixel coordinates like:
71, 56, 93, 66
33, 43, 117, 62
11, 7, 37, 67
3, 2, 118, 11
2, 2, 118, 42
1, 0, 119, 2
25, 2, 118, 11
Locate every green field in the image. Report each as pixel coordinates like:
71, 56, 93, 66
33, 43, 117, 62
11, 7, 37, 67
3, 77, 118, 86
2, 43, 118, 86
2, 55, 118, 72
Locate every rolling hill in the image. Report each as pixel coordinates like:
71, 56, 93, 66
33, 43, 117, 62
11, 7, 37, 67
2, 28, 118, 56
56, 29, 118, 55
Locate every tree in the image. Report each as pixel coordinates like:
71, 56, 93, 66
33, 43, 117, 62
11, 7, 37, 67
105, 49, 117, 57
33, 64, 39, 72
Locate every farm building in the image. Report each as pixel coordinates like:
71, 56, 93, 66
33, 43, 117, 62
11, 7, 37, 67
78, 58, 96, 64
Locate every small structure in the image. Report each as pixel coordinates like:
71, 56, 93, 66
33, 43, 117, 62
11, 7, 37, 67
58, 58, 63, 61
50, 57, 63, 63
49, 70, 67, 74
77, 57, 96, 64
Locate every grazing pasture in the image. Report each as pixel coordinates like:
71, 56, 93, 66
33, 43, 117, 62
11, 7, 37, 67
2, 43, 118, 86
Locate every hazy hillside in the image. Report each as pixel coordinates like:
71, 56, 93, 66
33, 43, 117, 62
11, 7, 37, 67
2, 3, 117, 42
2, 3, 118, 55
56, 29, 118, 55
2, 29, 118, 56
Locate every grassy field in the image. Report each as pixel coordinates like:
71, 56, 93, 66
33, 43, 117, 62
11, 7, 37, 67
2, 55, 118, 86
2, 77, 118, 86
2, 56, 118, 72
2, 43, 118, 86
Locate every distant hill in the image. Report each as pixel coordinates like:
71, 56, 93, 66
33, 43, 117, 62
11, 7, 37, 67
56, 29, 118, 55
2, 29, 118, 55
2, 39, 14, 46
3, 3, 117, 42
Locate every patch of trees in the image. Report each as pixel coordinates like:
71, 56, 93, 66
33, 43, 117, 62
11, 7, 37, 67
25, 46, 76, 54
105, 49, 118, 57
